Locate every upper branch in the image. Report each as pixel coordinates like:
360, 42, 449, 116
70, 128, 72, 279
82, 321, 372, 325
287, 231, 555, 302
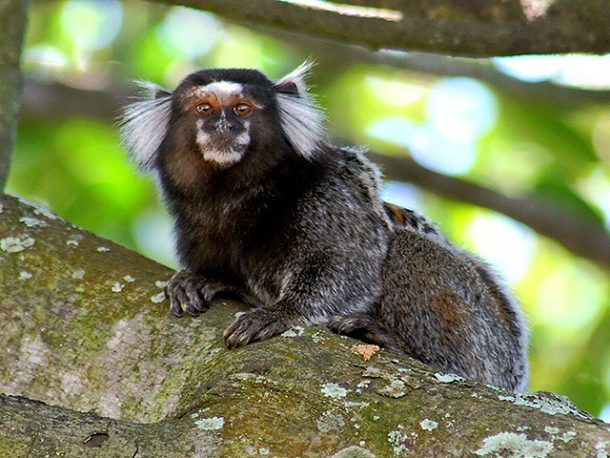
153, 0, 610, 56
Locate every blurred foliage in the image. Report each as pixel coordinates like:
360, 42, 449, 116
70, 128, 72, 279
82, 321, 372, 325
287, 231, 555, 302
7, 0, 610, 418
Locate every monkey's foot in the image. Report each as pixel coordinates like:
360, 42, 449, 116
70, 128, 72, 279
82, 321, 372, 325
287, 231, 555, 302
223, 308, 294, 349
328, 313, 408, 355
165, 270, 229, 317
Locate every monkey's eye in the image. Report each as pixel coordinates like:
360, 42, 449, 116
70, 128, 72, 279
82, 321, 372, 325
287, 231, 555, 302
196, 103, 213, 115
234, 103, 252, 116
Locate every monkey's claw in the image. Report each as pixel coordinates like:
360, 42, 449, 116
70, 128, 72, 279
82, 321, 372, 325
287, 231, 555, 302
223, 309, 293, 349
165, 270, 226, 317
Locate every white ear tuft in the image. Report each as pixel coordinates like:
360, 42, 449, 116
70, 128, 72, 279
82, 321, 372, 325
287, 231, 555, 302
274, 61, 325, 159
274, 60, 315, 95
119, 82, 172, 171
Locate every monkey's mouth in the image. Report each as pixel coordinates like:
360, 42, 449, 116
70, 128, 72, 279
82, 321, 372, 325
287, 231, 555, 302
196, 130, 250, 167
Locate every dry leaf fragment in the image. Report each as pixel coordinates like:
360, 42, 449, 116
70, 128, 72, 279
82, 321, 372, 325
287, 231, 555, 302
351, 344, 380, 361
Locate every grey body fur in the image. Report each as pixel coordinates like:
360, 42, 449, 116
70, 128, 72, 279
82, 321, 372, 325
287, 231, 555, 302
120, 63, 529, 392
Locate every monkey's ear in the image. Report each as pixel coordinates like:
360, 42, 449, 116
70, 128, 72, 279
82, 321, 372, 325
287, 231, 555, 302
119, 82, 173, 171
273, 60, 314, 95
273, 61, 325, 159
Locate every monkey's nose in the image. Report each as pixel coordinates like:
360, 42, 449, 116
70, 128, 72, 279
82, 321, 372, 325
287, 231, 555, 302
213, 119, 236, 132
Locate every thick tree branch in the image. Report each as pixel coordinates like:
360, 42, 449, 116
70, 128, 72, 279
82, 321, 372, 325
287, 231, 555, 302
1, 193, 609, 456
152, 0, 610, 56
0, 0, 28, 189
17, 81, 610, 270
297, 40, 610, 108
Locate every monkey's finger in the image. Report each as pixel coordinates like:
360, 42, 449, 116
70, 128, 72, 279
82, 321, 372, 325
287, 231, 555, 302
223, 316, 253, 349
185, 284, 208, 314
169, 293, 184, 317
168, 285, 191, 317
201, 285, 219, 303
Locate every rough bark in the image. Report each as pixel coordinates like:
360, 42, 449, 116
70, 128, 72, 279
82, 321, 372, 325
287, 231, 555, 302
1, 193, 609, 457
0, 0, 28, 189
152, 0, 610, 56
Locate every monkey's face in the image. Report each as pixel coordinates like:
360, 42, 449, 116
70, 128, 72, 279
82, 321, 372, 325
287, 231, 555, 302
177, 80, 267, 167
121, 63, 325, 173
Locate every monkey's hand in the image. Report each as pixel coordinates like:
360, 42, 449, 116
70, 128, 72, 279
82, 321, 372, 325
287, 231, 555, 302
165, 270, 232, 317
223, 308, 296, 349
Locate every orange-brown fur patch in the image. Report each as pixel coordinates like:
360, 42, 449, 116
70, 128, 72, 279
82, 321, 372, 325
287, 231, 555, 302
383, 202, 408, 225
179, 86, 262, 114
430, 290, 470, 331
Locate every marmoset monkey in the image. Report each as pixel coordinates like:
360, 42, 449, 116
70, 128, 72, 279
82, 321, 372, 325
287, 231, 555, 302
120, 63, 528, 392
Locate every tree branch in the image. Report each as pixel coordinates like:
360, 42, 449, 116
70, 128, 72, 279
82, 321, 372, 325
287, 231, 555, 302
265, 29, 610, 108
0, 0, 28, 189
1, 193, 609, 456
151, 0, 610, 56
370, 153, 610, 270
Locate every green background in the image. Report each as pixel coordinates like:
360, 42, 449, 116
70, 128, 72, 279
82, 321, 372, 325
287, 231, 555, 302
10, 0, 610, 419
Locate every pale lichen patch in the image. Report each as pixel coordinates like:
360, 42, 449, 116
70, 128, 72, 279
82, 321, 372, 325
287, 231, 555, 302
97, 246, 111, 253
311, 329, 325, 343
474, 432, 553, 457
150, 292, 166, 303
18, 271, 32, 281
344, 401, 369, 409
317, 410, 345, 433
419, 418, 438, 431
378, 379, 408, 398
19, 216, 45, 228
194, 416, 224, 430
123, 275, 136, 283
17, 197, 58, 220
71, 270, 85, 280
434, 372, 465, 383
363, 366, 382, 378
388, 425, 416, 455
258, 448, 270, 456
1, 235, 35, 253
112, 282, 124, 293
504, 393, 590, 419
596, 441, 609, 458
559, 431, 576, 443
66, 239, 79, 246
544, 426, 559, 435
281, 326, 304, 337
331, 446, 375, 458
321, 382, 348, 399
155, 280, 168, 289
357, 380, 370, 389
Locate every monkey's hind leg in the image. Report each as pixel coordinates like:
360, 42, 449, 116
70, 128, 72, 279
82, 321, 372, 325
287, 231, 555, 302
327, 313, 411, 356
165, 270, 240, 317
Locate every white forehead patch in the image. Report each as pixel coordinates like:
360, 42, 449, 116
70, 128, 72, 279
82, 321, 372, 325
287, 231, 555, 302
202, 81, 243, 102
